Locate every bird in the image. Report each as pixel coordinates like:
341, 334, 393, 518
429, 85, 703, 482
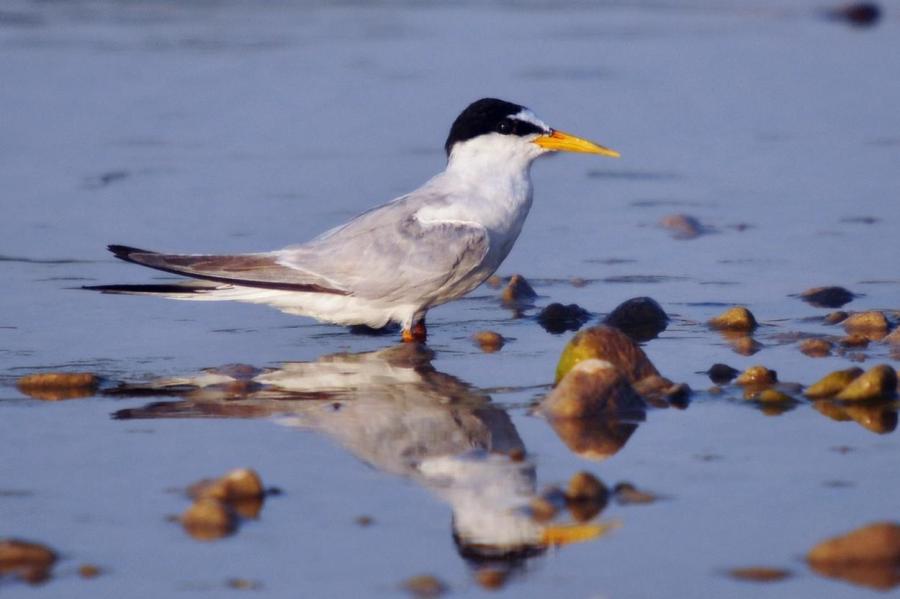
86, 98, 619, 342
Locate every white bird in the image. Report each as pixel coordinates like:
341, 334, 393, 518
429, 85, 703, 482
87, 98, 619, 342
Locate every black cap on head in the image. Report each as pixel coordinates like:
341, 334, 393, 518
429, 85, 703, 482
444, 98, 547, 156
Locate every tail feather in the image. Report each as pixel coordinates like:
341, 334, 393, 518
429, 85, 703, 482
82, 283, 214, 295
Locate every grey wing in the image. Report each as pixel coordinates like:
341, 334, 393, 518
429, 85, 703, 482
275, 201, 490, 302
107, 245, 350, 294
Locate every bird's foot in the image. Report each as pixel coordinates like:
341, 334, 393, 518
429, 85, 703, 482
401, 321, 427, 343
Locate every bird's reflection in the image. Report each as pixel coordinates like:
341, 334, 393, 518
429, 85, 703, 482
110, 344, 616, 577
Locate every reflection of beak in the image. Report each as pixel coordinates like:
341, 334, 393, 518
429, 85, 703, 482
534, 130, 620, 157
541, 521, 618, 546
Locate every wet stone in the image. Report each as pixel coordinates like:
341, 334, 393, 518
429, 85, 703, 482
566, 471, 607, 502
16, 372, 100, 401
613, 482, 659, 505
603, 296, 668, 341
537, 303, 591, 334
835, 364, 897, 402
555, 325, 659, 384
500, 274, 537, 307
707, 363, 740, 384
826, 2, 882, 28
755, 389, 795, 404
473, 330, 505, 353
354, 515, 374, 527
800, 338, 833, 357
736, 365, 777, 387
727, 567, 792, 583
227, 578, 263, 591
0, 539, 57, 585
808, 521, 900, 565
799, 286, 855, 308
542, 360, 646, 419
181, 499, 237, 541
709, 306, 758, 332
660, 213, 704, 239
843, 311, 889, 333
840, 334, 870, 348
824, 311, 849, 325
78, 564, 101, 579
474, 567, 508, 590
805, 368, 864, 398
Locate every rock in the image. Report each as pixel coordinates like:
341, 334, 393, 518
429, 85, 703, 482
727, 334, 762, 356
844, 404, 898, 434
500, 274, 536, 307
613, 482, 659, 505
835, 364, 898, 401
844, 311, 889, 333
840, 334, 870, 348
800, 286, 855, 308
800, 338, 833, 357
566, 471, 608, 503
547, 416, 640, 461
808, 522, 900, 565
78, 564, 101, 579
537, 303, 591, 334
474, 567, 508, 590
16, 372, 100, 401
0, 539, 57, 584
707, 363, 740, 384
542, 360, 646, 419
226, 578, 263, 590
660, 213, 704, 239
603, 296, 669, 342
555, 325, 659, 384
884, 328, 900, 345
402, 574, 447, 598
189, 468, 265, 501
709, 307, 758, 332
727, 567, 792, 582
824, 311, 849, 325
631, 375, 691, 408
755, 389, 795, 404
805, 368, 864, 398
735, 366, 777, 387
826, 2, 882, 28
355, 515, 374, 527
473, 331, 505, 353
181, 499, 237, 541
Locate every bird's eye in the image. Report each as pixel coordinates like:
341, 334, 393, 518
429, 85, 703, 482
497, 120, 513, 134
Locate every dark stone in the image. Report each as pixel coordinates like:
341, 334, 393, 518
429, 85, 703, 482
537, 303, 591, 334
603, 296, 669, 341
707, 363, 739, 384
800, 286, 856, 308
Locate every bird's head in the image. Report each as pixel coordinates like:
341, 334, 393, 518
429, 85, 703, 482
444, 98, 619, 168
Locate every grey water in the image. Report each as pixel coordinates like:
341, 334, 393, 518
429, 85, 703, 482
2, 0, 899, 597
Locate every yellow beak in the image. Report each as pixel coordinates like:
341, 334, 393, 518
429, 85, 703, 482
534, 129, 620, 157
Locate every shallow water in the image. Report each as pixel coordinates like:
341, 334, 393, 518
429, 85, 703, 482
2, 0, 899, 596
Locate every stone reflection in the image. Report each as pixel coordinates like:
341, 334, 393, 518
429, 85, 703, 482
110, 344, 610, 579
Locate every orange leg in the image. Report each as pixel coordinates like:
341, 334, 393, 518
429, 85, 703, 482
401, 320, 427, 343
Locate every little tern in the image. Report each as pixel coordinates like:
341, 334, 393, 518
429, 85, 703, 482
87, 98, 619, 342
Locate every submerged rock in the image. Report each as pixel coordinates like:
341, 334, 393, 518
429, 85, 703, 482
501, 274, 537, 307
603, 296, 669, 341
548, 416, 640, 461
189, 468, 265, 502
0, 539, 57, 585
78, 564, 101, 579
826, 2, 882, 28
824, 311, 849, 325
402, 574, 447, 598
727, 567, 792, 583
707, 363, 740, 384
181, 498, 236, 541
808, 522, 900, 588
537, 303, 591, 334
555, 325, 658, 384
805, 368, 864, 398
660, 213, 704, 239
736, 365, 777, 387
474, 567, 508, 590
835, 364, 897, 401
843, 311, 889, 334
16, 372, 100, 401
800, 338, 833, 357
473, 330, 505, 353
840, 334, 870, 348
800, 286, 855, 308
566, 471, 608, 503
542, 360, 646, 419
613, 482, 659, 505
709, 307, 758, 332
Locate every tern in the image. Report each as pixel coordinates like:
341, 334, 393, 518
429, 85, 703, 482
87, 98, 618, 342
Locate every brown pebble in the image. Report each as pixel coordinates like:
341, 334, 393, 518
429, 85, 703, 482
800, 338, 833, 357
0, 539, 57, 584
613, 482, 659, 505
473, 331, 505, 353
844, 404, 898, 434
736, 365, 777, 386
16, 372, 100, 401
728, 566, 792, 582
840, 334, 870, 348
566, 471, 607, 502
475, 567, 508, 590
402, 574, 447, 598
824, 310, 848, 325
805, 368, 864, 398
500, 274, 536, 307
844, 311, 889, 333
755, 389, 794, 403
835, 364, 898, 401
660, 213, 704, 239
542, 360, 645, 419
189, 468, 265, 502
78, 564, 101, 579
355, 515, 374, 527
226, 578, 263, 590
727, 334, 762, 356
808, 522, 900, 565
555, 325, 659, 384
709, 306, 758, 332
181, 499, 236, 541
